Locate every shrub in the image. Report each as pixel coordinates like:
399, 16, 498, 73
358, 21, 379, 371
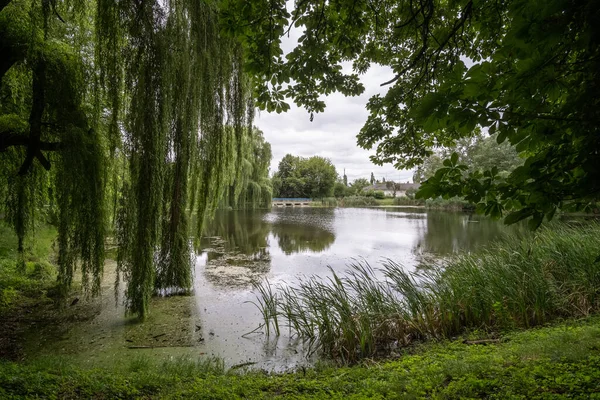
338, 196, 378, 207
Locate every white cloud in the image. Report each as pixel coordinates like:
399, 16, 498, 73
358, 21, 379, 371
255, 64, 414, 184
255, 5, 414, 184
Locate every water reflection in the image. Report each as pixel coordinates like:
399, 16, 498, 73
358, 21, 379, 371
270, 208, 336, 255
198, 207, 514, 288
412, 211, 513, 255
200, 210, 271, 256
271, 223, 335, 254
199, 209, 337, 287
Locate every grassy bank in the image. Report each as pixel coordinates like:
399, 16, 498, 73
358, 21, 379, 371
313, 196, 474, 210
315, 196, 379, 207
0, 223, 58, 312
1, 316, 600, 398
253, 223, 600, 362
392, 196, 475, 210
0, 223, 59, 360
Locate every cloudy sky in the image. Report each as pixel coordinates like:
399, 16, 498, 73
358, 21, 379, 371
254, 14, 414, 184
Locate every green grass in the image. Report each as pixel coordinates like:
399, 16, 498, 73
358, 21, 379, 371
253, 223, 600, 363
374, 198, 396, 206
393, 197, 425, 206
313, 196, 476, 210
424, 196, 475, 211
0, 223, 58, 311
391, 196, 476, 210
1, 317, 600, 398
313, 196, 380, 207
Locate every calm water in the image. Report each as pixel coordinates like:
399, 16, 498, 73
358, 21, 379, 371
23, 207, 512, 371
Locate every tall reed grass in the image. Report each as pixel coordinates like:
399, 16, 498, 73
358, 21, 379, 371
251, 223, 600, 363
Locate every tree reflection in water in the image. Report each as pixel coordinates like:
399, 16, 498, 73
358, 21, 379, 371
198, 209, 336, 287
412, 211, 516, 256
199, 210, 271, 258
271, 221, 335, 255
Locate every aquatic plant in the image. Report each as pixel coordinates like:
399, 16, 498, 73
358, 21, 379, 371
253, 223, 600, 362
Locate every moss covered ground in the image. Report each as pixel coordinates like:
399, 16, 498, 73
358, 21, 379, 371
1, 316, 599, 399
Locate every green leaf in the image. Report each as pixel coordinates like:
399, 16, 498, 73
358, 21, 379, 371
450, 152, 459, 166
528, 213, 544, 230
415, 183, 437, 199
504, 208, 534, 225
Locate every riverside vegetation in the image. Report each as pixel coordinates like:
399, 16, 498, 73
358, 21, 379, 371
315, 196, 473, 211
2, 0, 600, 397
252, 223, 600, 363
1, 317, 600, 398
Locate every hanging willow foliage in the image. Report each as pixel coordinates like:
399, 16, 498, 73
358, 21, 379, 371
1, 0, 105, 296
220, 127, 272, 210
1, 0, 257, 318
97, 0, 254, 317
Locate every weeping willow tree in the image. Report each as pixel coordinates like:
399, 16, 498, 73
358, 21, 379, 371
1, 0, 255, 318
220, 127, 272, 210
0, 0, 105, 295
98, 0, 255, 317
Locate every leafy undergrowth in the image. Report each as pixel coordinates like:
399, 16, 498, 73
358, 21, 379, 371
0, 223, 60, 359
2, 317, 600, 399
0, 223, 58, 309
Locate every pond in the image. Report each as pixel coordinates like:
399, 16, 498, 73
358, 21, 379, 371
22, 207, 512, 371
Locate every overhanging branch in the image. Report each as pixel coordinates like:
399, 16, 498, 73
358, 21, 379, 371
381, 0, 473, 87
0, 131, 63, 174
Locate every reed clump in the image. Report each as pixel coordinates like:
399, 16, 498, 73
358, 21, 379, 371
252, 223, 600, 363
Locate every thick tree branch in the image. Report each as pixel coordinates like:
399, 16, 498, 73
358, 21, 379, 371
0, 132, 63, 152
11, 57, 61, 175
0, 44, 27, 80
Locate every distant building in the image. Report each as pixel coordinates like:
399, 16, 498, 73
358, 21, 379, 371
362, 182, 420, 197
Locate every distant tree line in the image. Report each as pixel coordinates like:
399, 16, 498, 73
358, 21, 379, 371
272, 155, 337, 199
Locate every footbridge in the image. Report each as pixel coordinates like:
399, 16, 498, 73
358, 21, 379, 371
272, 198, 313, 207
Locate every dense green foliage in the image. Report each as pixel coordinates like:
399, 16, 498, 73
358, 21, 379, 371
229, 0, 600, 227
254, 223, 600, 362
0, 0, 273, 316
413, 131, 523, 183
2, 317, 600, 398
220, 128, 273, 210
348, 178, 370, 195
1, 0, 105, 295
0, 223, 56, 312
272, 154, 337, 199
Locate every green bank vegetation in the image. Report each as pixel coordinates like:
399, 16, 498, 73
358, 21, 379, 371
253, 223, 600, 363
2, 316, 600, 398
272, 155, 338, 199
0, 223, 57, 312
313, 196, 472, 211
